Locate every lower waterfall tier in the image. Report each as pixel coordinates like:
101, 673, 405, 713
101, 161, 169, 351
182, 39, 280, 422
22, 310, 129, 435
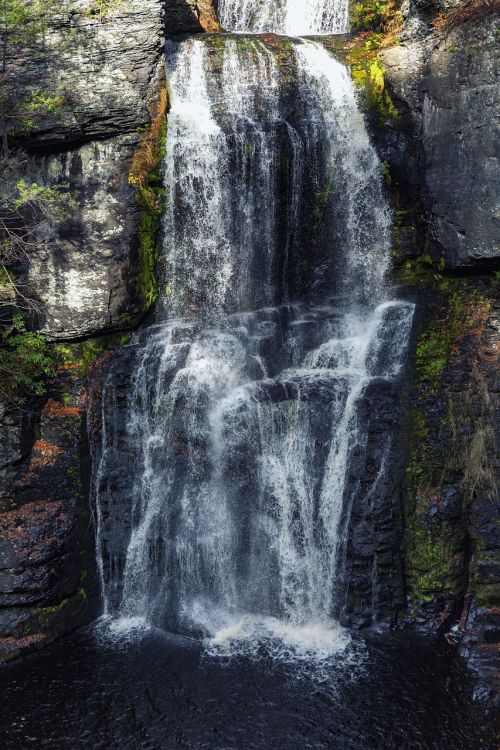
93, 299, 414, 649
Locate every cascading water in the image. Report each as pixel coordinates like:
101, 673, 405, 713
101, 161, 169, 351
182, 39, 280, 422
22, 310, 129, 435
92, 19, 414, 661
216, 0, 349, 35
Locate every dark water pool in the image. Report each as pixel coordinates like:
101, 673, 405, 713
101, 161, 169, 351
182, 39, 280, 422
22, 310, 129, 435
0, 626, 497, 750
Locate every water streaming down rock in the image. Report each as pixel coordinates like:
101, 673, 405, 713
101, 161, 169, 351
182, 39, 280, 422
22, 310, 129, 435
216, 0, 349, 35
162, 36, 391, 317
91, 35, 414, 655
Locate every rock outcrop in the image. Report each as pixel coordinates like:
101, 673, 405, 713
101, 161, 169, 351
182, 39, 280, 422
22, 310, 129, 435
8, 0, 219, 341
364, 4, 500, 702
401, 277, 499, 705
26, 135, 145, 339
0, 362, 99, 662
381, 13, 500, 270
0, 0, 218, 661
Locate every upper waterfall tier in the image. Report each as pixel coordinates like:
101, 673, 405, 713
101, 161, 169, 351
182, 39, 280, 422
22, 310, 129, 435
216, 0, 349, 35
162, 36, 390, 320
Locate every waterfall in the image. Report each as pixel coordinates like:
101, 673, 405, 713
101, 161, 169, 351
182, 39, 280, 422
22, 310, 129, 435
216, 0, 349, 35
162, 37, 391, 317
92, 26, 414, 658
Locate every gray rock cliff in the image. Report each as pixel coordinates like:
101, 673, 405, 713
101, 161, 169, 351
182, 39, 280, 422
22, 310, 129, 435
381, 15, 500, 270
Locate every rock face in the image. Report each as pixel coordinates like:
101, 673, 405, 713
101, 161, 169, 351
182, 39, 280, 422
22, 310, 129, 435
0, 366, 99, 662
166, 0, 221, 32
11, 0, 165, 148
339, 379, 406, 629
26, 136, 144, 339
381, 15, 500, 270
10, 0, 219, 148
0, 0, 218, 661
8, 0, 219, 340
8, 0, 166, 340
402, 279, 500, 705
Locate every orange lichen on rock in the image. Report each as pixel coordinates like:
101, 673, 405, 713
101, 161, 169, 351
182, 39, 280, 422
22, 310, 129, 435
0, 500, 65, 536
0, 633, 46, 655
43, 399, 81, 419
30, 439, 63, 468
129, 85, 168, 201
198, 0, 221, 32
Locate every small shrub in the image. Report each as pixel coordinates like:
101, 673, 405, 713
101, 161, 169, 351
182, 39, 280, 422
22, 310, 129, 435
0, 313, 57, 405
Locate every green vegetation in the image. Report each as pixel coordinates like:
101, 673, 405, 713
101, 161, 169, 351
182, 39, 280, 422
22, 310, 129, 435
0, 1, 57, 70
0, 4, 86, 409
129, 85, 168, 311
55, 332, 132, 377
85, 0, 124, 20
348, 38, 399, 124
351, 0, 403, 34
1, 0, 77, 322
404, 281, 495, 612
0, 1, 63, 139
347, 0, 403, 123
30, 586, 88, 633
415, 290, 470, 393
407, 519, 462, 604
0, 313, 58, 404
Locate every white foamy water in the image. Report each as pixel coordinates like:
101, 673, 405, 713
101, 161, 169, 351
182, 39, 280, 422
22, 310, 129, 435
161, 38, 391, 317
217, 0, 349, 35
91, 35, 414, 666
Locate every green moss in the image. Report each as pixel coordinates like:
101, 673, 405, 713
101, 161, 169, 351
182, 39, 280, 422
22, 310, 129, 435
137, 186, 163, 310
28, 588, 88, 634
406, 409, 429, 485
346, 0, 404, 124
406, 520, 461, 603
129, 87, 168, 312
84, 0, 123, 19
54, 332, 132, 376
404, 282, 493, 617
415, 290, 474, 394
350, 48, 399, 124
475, 583, 500, 609
350, 0, 403, 33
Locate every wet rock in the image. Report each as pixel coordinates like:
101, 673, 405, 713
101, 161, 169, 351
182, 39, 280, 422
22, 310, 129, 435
0, 368, 98, 661
339, 378, 407, 628
166, 0, 221, 33
441, 487, 463, 519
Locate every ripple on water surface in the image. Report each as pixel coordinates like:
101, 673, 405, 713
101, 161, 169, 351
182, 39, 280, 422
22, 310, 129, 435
0, 626, 496, 750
